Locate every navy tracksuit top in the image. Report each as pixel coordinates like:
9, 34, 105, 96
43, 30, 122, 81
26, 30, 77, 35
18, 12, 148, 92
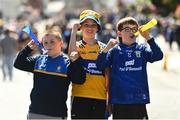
14, 46, 70, 117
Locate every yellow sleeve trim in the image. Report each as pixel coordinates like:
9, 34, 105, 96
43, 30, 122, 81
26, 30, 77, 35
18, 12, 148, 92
34, 70, 67, 77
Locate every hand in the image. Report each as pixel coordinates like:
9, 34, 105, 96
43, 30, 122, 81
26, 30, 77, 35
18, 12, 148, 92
72, 23, 81, 33
105, 104, 112, 118
102, 38, 118, 53
139, 26, 151, 41
27, 40, 36, 49
70, 51, 79, 62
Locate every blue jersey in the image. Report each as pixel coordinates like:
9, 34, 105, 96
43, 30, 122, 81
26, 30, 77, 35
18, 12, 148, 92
14, 46, 70, 117
97, 38, 163, 104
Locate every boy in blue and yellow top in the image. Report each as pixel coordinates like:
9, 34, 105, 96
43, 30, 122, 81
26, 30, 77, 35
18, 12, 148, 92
68, 10, 107, 119
14, 30, 84, 119
97, 17, 163, 119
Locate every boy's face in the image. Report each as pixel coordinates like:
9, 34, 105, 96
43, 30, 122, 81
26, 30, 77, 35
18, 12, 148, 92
118, 24, 138, 45
80, 19, 98, 39
42, 34, 63, 57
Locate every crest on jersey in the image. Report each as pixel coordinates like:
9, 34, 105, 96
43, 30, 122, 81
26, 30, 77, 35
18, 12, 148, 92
57, 66, 61, 71
135, 51, 141, 58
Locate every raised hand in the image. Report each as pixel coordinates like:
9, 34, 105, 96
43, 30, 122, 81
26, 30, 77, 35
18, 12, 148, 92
139, 26, 151, 41
72, 23, 81, 33
70, 51, 79, 62
27, 40, 37, 49
102, 38, 118, 53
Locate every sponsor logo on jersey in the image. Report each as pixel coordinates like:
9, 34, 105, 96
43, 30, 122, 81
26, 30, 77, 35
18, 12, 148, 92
125, 59, 135, 66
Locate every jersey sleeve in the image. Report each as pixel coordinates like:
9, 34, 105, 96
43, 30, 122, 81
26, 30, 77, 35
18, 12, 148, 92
14, 45, 37, 72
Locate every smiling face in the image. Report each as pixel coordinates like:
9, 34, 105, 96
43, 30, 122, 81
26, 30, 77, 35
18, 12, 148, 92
42, 33, 63, 58
118, 24, 138, 46
80, 19, 98, 40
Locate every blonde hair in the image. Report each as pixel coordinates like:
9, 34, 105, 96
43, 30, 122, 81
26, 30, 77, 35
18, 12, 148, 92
42, 30, 62, 41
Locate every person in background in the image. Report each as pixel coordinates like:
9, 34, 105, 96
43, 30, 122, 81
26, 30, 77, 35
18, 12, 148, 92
68, 10, 108, 119
97, 16, 163, 119
0, 29, 17, 81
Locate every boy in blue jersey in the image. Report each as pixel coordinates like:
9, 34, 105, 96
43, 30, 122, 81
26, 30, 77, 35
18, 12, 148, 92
14, 30, 84, 119
97, 17, 163, 119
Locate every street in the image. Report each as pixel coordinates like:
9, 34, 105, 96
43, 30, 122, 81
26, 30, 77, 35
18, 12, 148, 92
0, 35, 180, 120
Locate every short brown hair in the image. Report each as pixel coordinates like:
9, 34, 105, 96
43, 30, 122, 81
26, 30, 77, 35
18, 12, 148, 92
116, 17, 138, 31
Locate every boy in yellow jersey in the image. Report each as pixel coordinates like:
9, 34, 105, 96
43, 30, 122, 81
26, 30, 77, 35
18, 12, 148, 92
68, 10, 108, 119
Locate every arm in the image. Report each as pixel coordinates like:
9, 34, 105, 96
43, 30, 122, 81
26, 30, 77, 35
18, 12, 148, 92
101, 38, 118, 53
104, 68, 112, 118
97, 50, 115, 70
68, 23, 81, 61
145, 38, 163, 62
14, 40, 37, 72
97, 38, 118, 70
67, 57, 86, 84
139, 27, 163, 62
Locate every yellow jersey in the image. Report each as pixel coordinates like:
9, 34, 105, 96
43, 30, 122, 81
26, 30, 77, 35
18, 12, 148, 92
71, 40, 107, 100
